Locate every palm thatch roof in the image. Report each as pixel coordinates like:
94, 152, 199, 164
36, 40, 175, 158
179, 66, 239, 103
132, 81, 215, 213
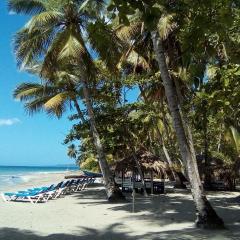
112, 149, 169, 174
196, 154, 240, 178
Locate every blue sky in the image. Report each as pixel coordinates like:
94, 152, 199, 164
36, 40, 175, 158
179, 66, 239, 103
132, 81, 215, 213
0, 1, 139, 166
0, 1, 76, 166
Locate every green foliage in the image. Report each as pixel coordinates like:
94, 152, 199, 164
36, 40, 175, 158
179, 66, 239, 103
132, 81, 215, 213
10, 0, 240, 183
87, 19, 123, 73
80, 154, 100, 172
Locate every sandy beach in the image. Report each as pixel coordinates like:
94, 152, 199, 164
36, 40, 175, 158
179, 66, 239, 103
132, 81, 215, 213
0, 173, 240, 240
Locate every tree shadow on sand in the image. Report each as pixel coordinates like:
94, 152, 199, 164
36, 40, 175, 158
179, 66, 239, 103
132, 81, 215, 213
1, 223, 240, 240
72, 187, 240, 237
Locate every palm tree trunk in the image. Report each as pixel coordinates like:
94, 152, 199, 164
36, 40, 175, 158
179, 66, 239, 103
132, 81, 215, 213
203, 113, 212, 189
81, 79, 125, 201
138, 85, 182, 185
217, 122, 224, 152
151, 31, 224, 229
73, 98, 86, 123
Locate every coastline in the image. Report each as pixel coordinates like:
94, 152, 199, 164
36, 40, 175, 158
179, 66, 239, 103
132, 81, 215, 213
0, 171, 72, 193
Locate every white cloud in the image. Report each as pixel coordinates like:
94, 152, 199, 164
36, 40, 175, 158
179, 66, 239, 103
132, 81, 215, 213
9, 10, 16, 15
0, 118, 21, 126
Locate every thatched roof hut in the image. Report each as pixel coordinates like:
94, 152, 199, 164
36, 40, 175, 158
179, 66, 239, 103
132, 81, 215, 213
196, 154, 240, 190
112, 149, 170, 176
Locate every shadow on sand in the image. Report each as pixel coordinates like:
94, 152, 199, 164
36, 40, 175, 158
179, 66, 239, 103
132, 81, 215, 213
72, 187, 240, 225
1, 223, 240, 240
1, 186, 240, 240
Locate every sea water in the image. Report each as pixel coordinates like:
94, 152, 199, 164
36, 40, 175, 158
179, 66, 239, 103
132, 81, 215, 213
0, 166, 78, 191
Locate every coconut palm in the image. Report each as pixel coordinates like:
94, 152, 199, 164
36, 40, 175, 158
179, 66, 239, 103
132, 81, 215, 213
115, 17, 186, 184
9, 0, 124, 200
107, 3, 225, 227
67, 144, 77, 160
125, 17, 224, 229
13, 66, 85, 122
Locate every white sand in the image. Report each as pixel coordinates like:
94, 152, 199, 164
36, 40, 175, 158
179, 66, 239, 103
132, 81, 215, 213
0, 174, 240, 240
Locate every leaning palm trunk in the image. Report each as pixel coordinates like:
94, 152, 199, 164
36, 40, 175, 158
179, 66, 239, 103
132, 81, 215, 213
81, 79, 125, 201
73, 98, 86, 123
138, 85, 182, 185
151, 31, 224, 229
152, 115, 186, 187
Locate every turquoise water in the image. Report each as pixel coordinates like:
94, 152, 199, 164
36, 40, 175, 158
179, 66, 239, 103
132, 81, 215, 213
0, 166, 78, 191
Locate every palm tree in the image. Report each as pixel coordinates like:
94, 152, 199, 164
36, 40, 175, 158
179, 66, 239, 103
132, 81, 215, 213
9, 0, 124, 201
13, 67, 85, 122
109, 5, 224, 227
138, 85, 185, 186
67, 144, 77, 160
151, 30, 224, 229
115, 19, 185, 185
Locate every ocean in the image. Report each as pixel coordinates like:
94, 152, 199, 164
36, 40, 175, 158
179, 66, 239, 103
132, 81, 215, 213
0, 166, 78, 191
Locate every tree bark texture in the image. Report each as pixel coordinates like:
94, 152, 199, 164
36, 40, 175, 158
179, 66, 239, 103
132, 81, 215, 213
138, 85, 184, 187
151, 31, 224, 229
81, 79, 125, 202
73, 98, 86, 123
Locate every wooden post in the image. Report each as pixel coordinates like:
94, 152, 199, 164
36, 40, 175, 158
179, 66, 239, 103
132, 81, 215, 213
121, 170, 124, 191
151, 170, 154, 195
132, 171, 135, 213
131, 147, 148, 196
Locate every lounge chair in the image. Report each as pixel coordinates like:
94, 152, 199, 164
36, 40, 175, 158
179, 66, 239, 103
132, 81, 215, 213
1, 191, 46, 204
77, 178, 95, 191
1, 182, 62, 203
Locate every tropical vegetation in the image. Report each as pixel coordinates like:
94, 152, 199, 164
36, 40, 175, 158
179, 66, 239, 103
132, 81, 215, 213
9, 0, 240, 229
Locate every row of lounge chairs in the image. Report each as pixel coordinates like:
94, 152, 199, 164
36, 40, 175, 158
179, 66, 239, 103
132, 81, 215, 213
1, 178, 95, 204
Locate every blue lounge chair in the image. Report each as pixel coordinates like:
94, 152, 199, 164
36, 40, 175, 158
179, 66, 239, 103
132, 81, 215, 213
1, 182, 62, 203
1, 191, 46, 204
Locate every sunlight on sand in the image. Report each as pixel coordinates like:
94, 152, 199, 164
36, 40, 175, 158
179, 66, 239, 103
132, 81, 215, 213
0, 175, 239, 239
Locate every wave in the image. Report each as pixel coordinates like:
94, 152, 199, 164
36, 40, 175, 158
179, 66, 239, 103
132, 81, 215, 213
0, 169, 72, 191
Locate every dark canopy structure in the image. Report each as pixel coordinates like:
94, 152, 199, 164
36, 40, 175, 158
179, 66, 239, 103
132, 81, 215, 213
111, 149, 171, 194
196, 154, 240, 190
111, 149, 170, 177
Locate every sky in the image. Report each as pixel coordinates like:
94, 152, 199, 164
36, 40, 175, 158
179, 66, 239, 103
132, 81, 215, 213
0, 1, 78, 166
0, 1, 139, 166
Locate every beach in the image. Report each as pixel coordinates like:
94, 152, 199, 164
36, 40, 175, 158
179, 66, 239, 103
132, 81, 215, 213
0, 173, 240, 240
0, 166, 78, 192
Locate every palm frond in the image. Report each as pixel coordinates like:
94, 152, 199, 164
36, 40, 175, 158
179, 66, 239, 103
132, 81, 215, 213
123, 50, 150, 71
211, 151, 232, 166
58, 28, 86, 61
226, 126, 240, 153
8, 0, 46, 15
23, 62, 43, 75
88, 20, 123, 73
24, 96, 50, 115
44, 92, 71, 110
158, 14, 177, 40
46, 99, 68, 118
41, 25, 96, 80
14, 27, 55, 68
41, 26, 85, 71
26, 11, 63, 32
13, 83, 47, 100
115, 21, 142, 42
